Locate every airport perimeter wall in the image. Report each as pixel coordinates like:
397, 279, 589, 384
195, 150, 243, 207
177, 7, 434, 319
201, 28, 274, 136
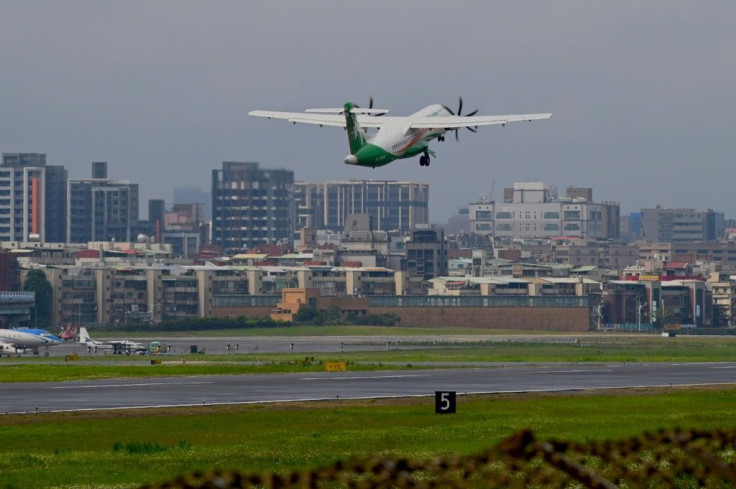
212, 293, 590, 331
367, 305, 589, 330
213, 306, 274, 319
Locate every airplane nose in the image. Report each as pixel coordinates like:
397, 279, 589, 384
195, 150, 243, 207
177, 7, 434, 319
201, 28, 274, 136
344, 154, 358, 165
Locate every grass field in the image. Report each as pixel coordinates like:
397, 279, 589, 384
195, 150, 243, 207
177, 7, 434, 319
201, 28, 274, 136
0, 360, 399, 383
1, 386, 735, 488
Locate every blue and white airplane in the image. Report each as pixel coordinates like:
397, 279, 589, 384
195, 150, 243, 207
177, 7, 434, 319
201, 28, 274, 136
0, 328, 62, 356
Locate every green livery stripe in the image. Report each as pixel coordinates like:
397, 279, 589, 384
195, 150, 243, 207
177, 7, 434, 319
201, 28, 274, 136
353, 143, 396, 167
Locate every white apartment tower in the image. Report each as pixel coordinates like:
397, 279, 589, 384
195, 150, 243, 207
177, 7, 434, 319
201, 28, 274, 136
468, 181, 613, 240
0, 153, 68, 243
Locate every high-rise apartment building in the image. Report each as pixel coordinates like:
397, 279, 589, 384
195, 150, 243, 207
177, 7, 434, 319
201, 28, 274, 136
641, 207, 725, 242
0, 153, 67, 243
294, 180, 429, 235
0, 252, 20, 291
67, 162, 139, 243
601, 201, 621, 241
148, 199, 165, 241
211, 161, 294, 252
406, 225, 447, 280
468, 181, 616, 241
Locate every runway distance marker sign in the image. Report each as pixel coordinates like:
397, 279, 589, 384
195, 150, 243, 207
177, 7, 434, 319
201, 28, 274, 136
435, 391, 456, 414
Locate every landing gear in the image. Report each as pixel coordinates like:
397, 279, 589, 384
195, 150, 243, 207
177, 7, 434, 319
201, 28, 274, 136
419, 153, 431, 167
438, 135, 445, 142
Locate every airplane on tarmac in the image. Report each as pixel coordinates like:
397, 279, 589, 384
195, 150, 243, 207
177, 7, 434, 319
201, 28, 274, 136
78, 327, 147, 355
0, 328, 62, 356
59, 324, 78, 341
248, 97, 551, 168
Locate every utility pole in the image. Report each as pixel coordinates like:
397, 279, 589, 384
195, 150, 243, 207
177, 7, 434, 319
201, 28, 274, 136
597, 281, 604, 330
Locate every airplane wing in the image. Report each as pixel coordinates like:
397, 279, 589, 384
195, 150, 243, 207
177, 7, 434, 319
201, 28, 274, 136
408, 113, 552, 129
248, 110, 386, 128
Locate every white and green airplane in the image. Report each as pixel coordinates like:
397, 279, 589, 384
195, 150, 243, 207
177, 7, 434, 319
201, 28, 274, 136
249, 98, 551, 168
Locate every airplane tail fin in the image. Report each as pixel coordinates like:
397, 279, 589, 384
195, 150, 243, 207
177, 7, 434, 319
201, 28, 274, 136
78, 327, 92, 344
343, 102, 366, 154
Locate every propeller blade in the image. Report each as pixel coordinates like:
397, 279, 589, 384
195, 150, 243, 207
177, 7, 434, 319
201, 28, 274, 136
369, 96, 386, 116
448, 98, 479, 136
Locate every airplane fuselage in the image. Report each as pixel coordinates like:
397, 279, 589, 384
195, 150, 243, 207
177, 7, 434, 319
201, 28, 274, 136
0, 328, 62, 355
346, 104, 451, 168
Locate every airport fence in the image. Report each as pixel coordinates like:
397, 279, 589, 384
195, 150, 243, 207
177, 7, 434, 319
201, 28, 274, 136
600, 323, 656, 333
369, 295, 588, 308
139, 427, 736, 489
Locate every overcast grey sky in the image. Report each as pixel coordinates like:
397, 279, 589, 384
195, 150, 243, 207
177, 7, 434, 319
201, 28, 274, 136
1, 2, 734, 223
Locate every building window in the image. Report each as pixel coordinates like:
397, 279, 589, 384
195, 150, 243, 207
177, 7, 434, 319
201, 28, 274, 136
496, 211, 512, 219
564, 210, 581, 220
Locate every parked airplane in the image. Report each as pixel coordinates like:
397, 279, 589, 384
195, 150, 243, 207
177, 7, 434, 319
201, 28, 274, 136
0, 328, 62, 356
78, 327, 147, 355
249, 98, 550, 168
59, 324, 78, 341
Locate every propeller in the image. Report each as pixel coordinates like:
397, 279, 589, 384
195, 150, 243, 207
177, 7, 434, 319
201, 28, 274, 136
444, 97, 479, 141
354, 96, 380, 111
367, 96, 385, 116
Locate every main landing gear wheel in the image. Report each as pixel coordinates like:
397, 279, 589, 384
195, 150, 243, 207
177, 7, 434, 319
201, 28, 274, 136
419, 155, 430, 167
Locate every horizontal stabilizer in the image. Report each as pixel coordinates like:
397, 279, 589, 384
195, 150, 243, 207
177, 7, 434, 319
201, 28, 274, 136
306, 108, 389, 115
248, 110, 385, 128
305, 108, 343, 114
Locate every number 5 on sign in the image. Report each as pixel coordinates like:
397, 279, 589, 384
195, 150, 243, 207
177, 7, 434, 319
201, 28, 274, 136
435, 391, 456, 414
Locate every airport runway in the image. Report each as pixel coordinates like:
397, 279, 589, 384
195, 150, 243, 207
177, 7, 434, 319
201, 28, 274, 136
3, 362, 735, 414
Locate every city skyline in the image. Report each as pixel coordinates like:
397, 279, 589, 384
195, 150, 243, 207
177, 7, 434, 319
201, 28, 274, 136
1, 2, 734, 223
2, 152, 735, 240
